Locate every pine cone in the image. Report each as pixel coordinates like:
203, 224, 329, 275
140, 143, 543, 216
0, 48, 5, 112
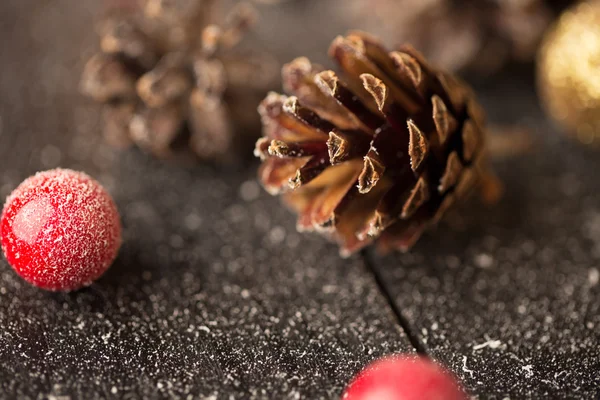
254, 32, 490, 256
344, 0, 571, 73
81, 0, 277, 160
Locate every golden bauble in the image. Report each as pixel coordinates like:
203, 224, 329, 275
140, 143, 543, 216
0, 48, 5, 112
538, 1, 600, 145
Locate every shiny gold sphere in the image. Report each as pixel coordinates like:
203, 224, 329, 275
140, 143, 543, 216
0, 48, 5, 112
538, 1, 600, 145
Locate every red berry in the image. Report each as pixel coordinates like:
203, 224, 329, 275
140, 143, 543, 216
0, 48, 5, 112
343, 355, 467, 400
1, 169, 122, 291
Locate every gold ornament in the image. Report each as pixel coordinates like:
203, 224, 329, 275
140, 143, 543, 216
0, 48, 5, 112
538, 1, 600, 145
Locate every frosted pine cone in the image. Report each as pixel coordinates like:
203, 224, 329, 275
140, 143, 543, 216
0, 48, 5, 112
81, 0, 277, 160
255, 32, 490, 256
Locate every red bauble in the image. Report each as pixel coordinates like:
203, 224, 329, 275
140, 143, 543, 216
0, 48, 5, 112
1, 169, 122, 291
343, 355, 467, 400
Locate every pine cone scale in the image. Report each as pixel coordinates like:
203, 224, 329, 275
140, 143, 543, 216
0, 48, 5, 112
286, 159, 364, 230
81, 54, 138, 103
261, 157, 305, 189
259, 94, 329, 143
327, 130, 358, 165
136, 56, 192, 108
357, 149, 385, 194
314, 71, 384, 132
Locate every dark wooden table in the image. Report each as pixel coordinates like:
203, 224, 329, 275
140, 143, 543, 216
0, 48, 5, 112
0, 1, 598, 398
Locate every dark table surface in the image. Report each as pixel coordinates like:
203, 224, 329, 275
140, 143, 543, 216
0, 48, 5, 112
0, 1, 598, 399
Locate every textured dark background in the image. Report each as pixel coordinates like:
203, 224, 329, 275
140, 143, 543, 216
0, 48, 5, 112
0, 1, 598, 399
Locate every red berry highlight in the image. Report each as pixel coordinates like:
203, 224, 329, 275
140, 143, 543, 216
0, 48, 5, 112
343, 355, 467, 400
1, 169, 122, 291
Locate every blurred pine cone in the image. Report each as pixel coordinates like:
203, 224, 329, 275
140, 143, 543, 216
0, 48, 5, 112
255, 32, 491, 256
345, 0, 572, 74
81, 0, 278, 160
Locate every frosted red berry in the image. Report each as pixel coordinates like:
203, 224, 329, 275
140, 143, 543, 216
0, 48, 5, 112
343, 355, 467, 400
1, 169, 122, 291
